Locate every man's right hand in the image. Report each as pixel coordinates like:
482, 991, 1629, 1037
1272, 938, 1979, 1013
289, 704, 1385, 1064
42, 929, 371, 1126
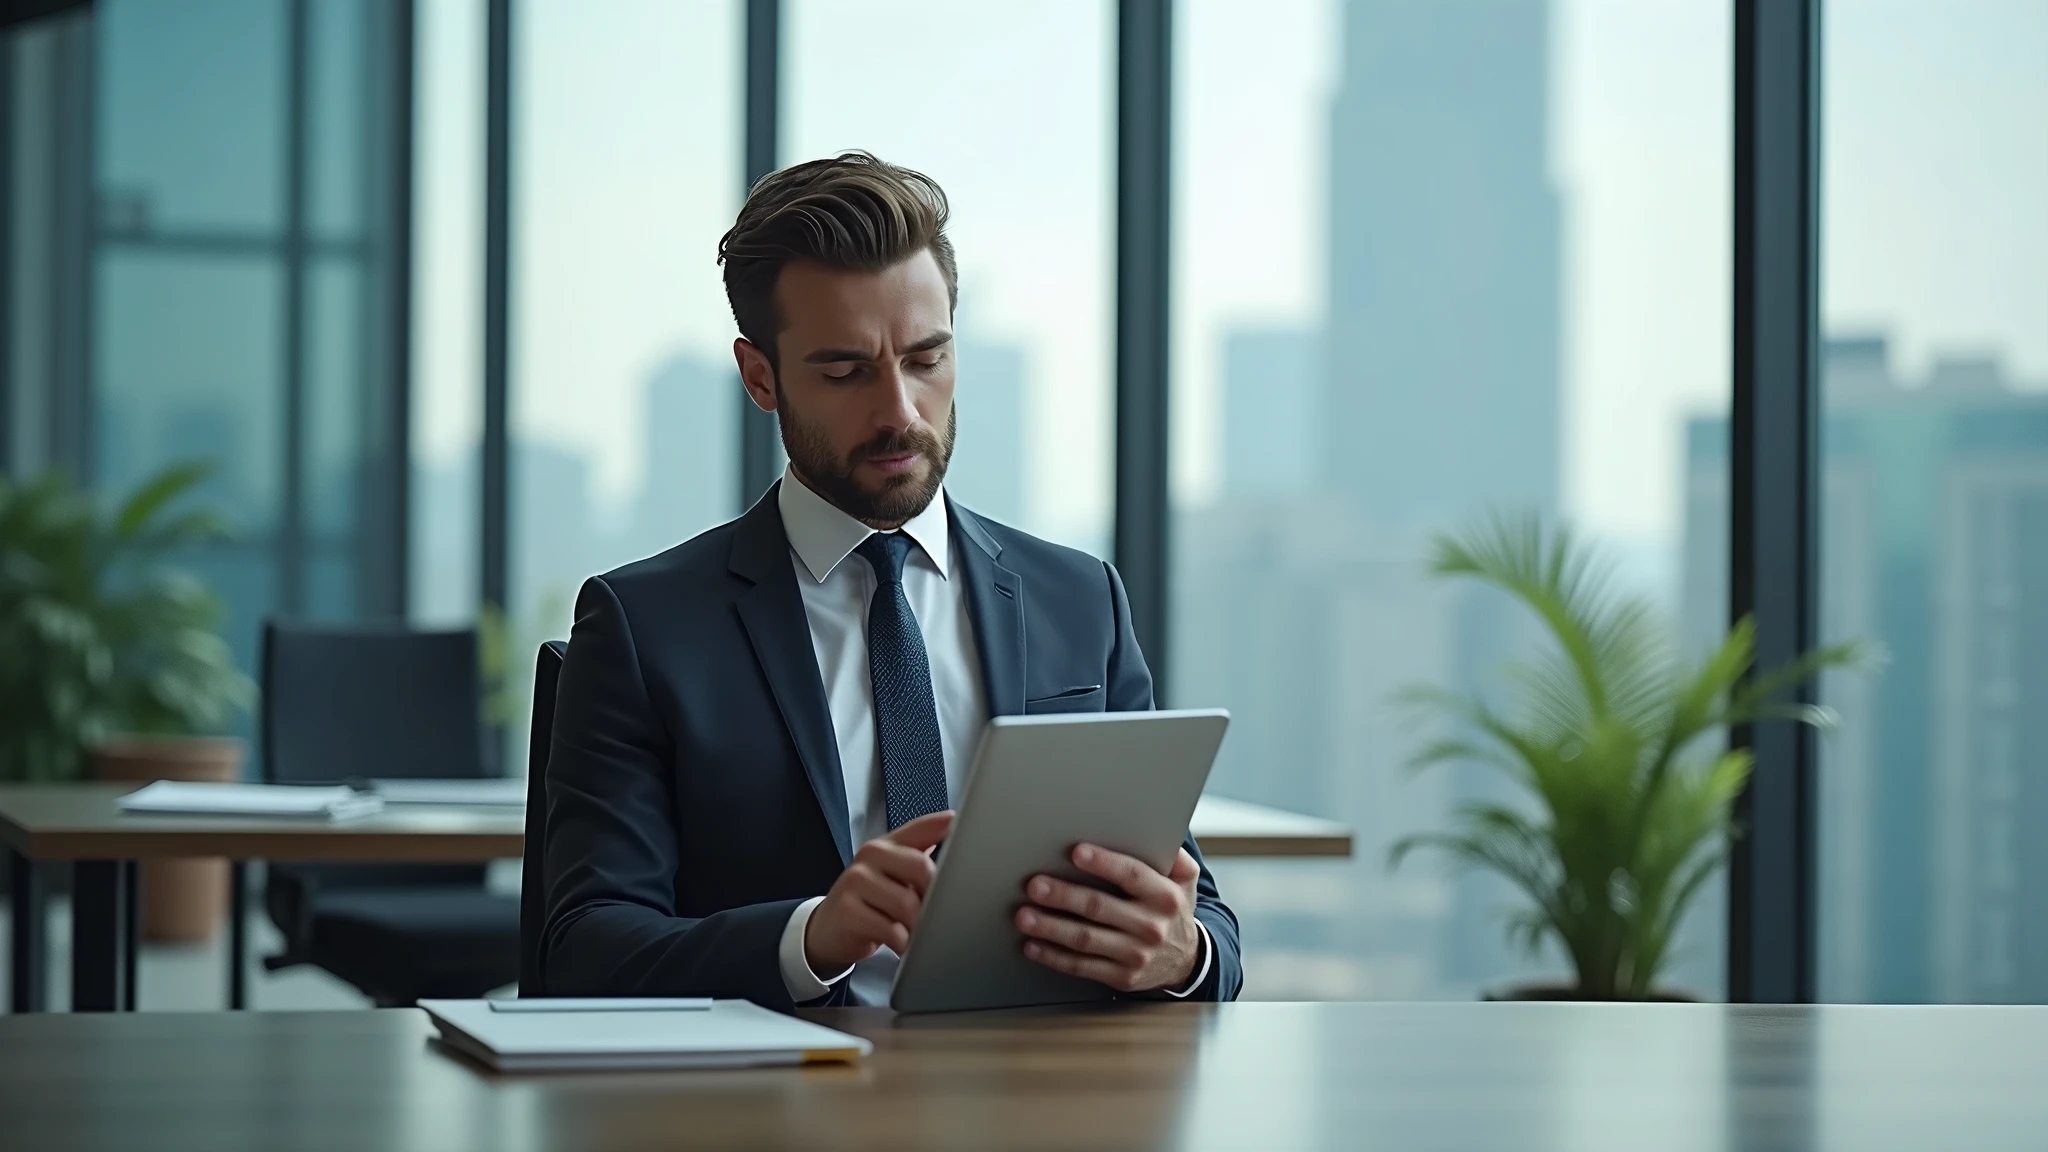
803, 809, 955, 977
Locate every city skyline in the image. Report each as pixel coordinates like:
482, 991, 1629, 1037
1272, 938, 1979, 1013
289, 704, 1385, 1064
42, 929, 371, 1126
1685, 336, 2048, 1004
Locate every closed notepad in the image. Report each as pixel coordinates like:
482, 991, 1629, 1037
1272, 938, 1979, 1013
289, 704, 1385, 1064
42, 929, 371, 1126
418, 999, 872, 1073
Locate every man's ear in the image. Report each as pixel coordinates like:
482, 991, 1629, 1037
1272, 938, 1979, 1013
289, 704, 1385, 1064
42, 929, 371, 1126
734, 337, 778, 414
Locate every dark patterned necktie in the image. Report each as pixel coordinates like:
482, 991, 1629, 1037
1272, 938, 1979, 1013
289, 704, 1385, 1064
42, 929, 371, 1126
855, 532, 950, 829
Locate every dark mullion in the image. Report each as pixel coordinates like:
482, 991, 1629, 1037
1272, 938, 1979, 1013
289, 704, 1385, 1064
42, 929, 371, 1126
481, 0, 511, 617
1727, 0, 1823, 1006
53, 14, 92, 480
279, 0, 310, 617
380, 0, 417, 620
1114, 0, 1172, 699
739, 0, 782, 508
1, 36, 13, 476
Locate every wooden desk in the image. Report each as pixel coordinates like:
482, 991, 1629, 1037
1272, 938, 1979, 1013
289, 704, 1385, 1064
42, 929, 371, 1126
3, 1002, 2046, 1150
0, 784, 1351, 1015
0, 784, 524, 1015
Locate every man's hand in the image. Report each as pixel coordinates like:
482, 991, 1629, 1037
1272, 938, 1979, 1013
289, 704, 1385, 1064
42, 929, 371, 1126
804, 810, 954, 977
1016, 844, 1203, 994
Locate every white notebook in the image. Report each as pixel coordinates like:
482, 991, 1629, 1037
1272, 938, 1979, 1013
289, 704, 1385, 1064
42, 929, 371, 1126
117, 781, 384, 820
419, 998, 873, 1073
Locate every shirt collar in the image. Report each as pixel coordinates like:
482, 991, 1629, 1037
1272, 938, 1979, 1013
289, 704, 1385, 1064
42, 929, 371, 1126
777, 463, 952, 584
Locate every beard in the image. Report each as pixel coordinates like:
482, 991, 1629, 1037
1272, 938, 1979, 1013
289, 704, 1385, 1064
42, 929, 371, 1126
776, 385, 957, 526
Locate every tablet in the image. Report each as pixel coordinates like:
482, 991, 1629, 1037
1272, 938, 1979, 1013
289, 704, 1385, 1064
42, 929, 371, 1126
889, 708, 1229, 1014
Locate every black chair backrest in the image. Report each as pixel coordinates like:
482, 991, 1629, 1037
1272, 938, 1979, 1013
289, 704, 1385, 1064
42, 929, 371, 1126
518, 640, 568, 997
261, 621, 489, 891
262, 622, 488, 785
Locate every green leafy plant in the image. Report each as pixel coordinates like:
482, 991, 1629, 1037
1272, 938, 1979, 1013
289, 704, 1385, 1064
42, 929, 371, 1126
1389, 514, 1869, 1000
0, 464, 255, 783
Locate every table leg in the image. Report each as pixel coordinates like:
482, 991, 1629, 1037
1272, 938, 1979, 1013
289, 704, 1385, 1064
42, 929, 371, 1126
123, 860, 140, 1011
228, 861, 247, 1010
70, 861, 129, 1012
8, 849, 47, 1013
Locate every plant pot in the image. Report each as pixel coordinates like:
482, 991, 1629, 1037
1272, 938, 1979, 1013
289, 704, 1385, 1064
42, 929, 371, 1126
94, 737, 245, 944
1483, 980, 1699, 1003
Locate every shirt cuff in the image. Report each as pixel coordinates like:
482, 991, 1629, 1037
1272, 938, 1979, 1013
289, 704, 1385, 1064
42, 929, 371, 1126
779, 896, 854, 1003
1159, 921, 1214, 999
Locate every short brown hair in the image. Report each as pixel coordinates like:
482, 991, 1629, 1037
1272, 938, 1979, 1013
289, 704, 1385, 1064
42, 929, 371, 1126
718, 151, 958, 369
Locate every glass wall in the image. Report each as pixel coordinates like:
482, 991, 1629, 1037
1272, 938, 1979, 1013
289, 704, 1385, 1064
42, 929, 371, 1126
1817, 0, 2048, 1003
783, 0, 1116, 558
1168, 0, 1732, 1000
504, 0, 742, 766
91, 0, 408, 738
410, 0, 484, 627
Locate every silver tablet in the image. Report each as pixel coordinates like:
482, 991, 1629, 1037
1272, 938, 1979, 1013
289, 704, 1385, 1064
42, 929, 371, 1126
889, 708, 1229, 1014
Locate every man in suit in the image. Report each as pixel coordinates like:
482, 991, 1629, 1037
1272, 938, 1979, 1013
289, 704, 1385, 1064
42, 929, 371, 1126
541, 151, 1242, 1008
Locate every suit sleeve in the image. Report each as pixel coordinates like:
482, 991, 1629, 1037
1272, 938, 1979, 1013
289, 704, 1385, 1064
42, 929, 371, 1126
1102, 561, 1245, 1003
540, 575, 827, 1008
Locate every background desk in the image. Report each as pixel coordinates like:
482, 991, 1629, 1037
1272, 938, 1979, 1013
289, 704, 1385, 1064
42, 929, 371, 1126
1, 785, 524, 1014
3, 1001, 2046, 1151
0, 785, 1352, 1013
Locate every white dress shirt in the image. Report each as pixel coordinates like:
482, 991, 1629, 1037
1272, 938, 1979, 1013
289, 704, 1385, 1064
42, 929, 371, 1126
770, 466, 1210, 1004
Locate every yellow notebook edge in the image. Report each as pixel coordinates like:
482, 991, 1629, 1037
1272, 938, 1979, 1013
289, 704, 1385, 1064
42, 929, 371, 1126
801, 1046, 867, 1065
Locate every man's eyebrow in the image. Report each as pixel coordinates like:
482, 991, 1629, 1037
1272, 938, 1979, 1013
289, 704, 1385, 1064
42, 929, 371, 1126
801, 347, 873, 365
800, 330, 954, 365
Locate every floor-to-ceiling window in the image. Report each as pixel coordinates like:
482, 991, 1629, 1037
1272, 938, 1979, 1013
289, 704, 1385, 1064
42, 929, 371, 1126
782, 0, 1116, 558
1817, 0, 2048, 1004
503, 0, 742, 767
1168, 0, 1733, 1000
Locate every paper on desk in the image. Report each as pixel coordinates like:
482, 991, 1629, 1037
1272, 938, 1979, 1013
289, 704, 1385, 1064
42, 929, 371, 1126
368, 778, 527, 806
118, 781, 385, 820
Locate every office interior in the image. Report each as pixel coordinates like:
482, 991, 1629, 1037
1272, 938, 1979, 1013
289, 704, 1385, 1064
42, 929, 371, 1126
2, 1, 2047, 1143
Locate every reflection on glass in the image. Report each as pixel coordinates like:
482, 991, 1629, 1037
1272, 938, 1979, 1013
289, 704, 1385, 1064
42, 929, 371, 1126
1818, 0, 2048, 1004
1170, 0, 1730, 1000
783, 0, 1115, 556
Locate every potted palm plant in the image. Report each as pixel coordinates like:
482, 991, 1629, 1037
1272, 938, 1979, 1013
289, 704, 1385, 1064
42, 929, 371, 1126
0, 464, 254, 941
1389, 514, 1868, 1001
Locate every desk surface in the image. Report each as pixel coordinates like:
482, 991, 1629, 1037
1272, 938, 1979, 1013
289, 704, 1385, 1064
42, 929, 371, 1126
2, 1002, 2045, 1152
0, 784, 1352, 861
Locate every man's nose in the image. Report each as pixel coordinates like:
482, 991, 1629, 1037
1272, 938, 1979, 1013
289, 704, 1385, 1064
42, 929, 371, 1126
873, 363, 920, 430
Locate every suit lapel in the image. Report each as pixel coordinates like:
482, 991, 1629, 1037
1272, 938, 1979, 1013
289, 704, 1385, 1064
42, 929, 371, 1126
949, 499, 1025, 719
729, 485, 853, 866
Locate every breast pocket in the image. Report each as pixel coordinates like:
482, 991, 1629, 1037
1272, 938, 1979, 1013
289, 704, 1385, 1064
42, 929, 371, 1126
1023, 685, 1106, 715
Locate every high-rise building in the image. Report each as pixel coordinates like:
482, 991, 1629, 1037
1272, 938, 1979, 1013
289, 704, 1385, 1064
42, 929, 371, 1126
944, 336, 1026, 527
631, 353, 736, 557
1683, 336, 2048, 1003
1323, 0, 1560, 538
1223, 328, 1321, 499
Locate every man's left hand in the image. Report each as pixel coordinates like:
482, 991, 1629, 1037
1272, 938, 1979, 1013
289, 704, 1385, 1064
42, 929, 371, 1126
1016, 844, 1203, 994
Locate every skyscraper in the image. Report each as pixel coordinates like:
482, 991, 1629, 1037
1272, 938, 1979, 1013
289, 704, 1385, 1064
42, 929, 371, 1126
943, 335, 1026, 527
631, 353, 736, 558
1324, 0, 1560, 537
1223, 328, 1321, 499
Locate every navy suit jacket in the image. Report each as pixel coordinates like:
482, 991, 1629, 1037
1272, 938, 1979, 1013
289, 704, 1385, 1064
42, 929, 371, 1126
539, 484, 1243, 1008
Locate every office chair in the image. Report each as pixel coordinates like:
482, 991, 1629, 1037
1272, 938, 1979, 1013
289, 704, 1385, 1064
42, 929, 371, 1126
517, 640, 567, 997
259, 622, 521, 1007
